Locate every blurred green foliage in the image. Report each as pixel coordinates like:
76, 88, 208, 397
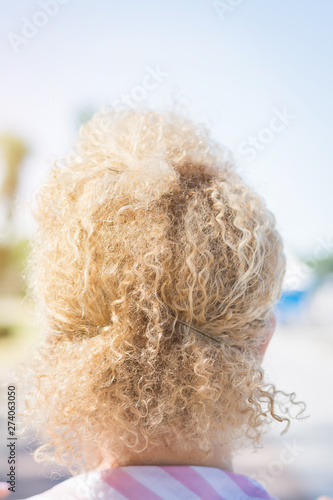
0, 238, 30, 295
305, 254, 333, 278
0, 133, 30, 338
0, 133, 28, 227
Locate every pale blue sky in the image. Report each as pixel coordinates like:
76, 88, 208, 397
1, 0, 332, 255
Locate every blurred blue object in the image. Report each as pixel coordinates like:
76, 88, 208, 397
276, 288, 313, 324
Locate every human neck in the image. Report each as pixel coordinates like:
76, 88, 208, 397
104, 440, 233, 472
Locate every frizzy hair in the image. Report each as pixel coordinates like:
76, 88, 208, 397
21, 108, 305, 474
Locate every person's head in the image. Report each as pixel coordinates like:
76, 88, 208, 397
23, 108, 299, 474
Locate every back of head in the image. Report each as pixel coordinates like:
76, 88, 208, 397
25, 108, 291, 473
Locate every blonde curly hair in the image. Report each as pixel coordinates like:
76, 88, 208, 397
22, 108, 303, 474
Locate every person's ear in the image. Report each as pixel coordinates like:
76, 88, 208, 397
0, 482, 10, 498
258, 314, 276, 360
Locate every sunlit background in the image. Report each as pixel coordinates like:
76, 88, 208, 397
0, 1, 332, 499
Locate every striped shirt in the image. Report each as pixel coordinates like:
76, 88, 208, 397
20, 466, 279, 500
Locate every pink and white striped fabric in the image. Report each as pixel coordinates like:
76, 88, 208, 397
21, 466, 279, 500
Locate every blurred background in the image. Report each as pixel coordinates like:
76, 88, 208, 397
0, 1, 332, 499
